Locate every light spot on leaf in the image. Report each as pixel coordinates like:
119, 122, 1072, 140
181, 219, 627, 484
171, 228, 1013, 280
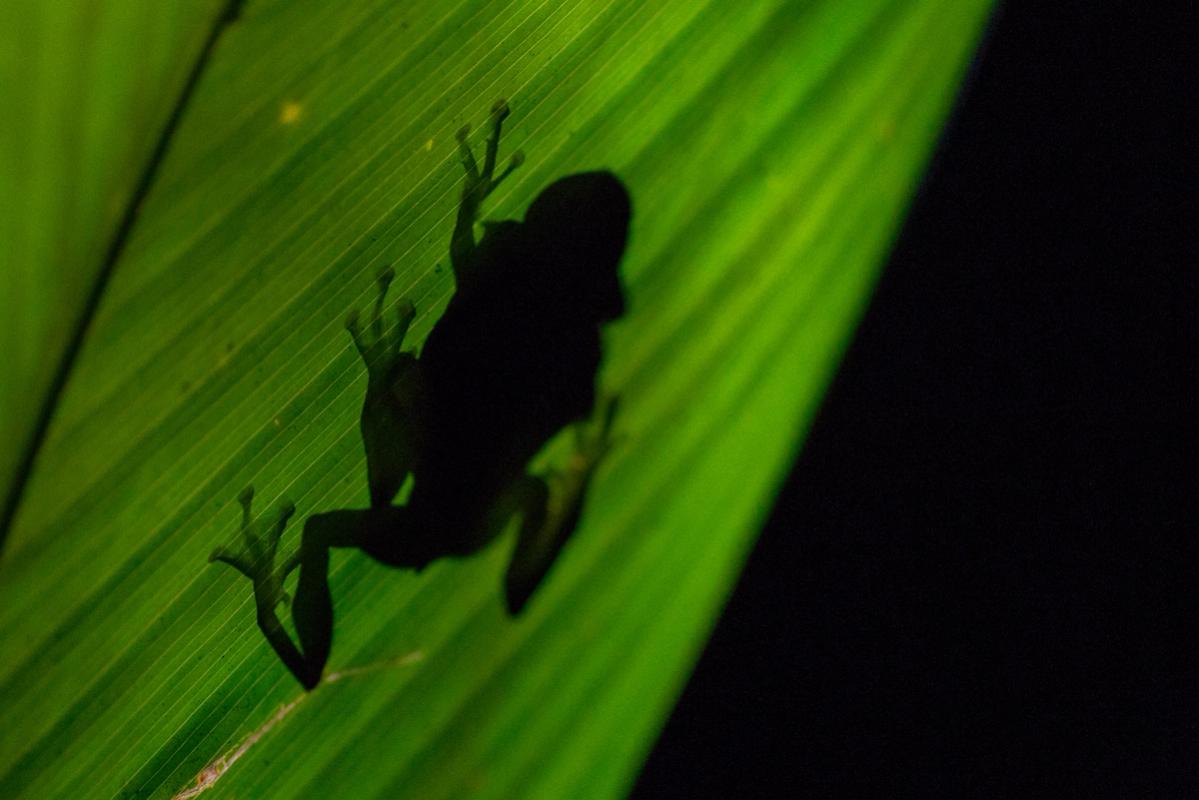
279, 101, 303, 125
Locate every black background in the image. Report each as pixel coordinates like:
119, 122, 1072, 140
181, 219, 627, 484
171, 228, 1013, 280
634, 2, 1193, 796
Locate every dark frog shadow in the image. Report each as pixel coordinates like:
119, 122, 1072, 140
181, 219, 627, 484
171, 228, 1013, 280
210, 100, 631, 689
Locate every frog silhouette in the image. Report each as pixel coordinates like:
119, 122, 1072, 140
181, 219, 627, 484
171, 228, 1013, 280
209, 101, 630, 689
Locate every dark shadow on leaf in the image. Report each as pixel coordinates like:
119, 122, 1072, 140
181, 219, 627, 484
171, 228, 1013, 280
210, 101, 631, 689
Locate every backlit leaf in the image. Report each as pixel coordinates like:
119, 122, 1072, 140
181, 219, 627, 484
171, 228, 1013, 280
0, 1, 991, 797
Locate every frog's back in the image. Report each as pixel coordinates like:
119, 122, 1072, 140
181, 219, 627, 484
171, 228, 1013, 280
418, 171, 628, 499
420, 224, 601, 477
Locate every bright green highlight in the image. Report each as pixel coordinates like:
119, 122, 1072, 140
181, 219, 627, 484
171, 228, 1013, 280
0, 1, 990, 798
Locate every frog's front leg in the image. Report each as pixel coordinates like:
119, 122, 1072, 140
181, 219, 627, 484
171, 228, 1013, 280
503, 396, 622, 613
346, 267, 422, 507
451, 99, 525, 276
208, 487, 321, 688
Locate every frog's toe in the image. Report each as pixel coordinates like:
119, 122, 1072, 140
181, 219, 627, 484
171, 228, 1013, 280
455, 123, 471, 142
208, 543, 256, 580
489, 150, 524, 189
491, 98, 511, 122
209, 544, 242, 567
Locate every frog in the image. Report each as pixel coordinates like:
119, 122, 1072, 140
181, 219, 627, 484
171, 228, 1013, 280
209, 100, 630, 689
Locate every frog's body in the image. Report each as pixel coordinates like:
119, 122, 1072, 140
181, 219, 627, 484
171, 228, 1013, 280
210, 101, 629, 689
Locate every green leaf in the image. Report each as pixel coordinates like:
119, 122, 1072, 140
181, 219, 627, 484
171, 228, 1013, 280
0, 1, 990, 798
0, 0, 233, 533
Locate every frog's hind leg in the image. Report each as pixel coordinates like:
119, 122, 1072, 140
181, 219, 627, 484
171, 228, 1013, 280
285, 505, 433, 680
283, 509, 377, 686
209, 487, 321, 689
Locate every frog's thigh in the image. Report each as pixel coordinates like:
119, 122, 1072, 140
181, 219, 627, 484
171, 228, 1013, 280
352, 504, 445, 572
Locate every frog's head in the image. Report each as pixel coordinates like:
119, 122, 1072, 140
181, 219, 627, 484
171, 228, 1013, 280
523, 171, 630, 323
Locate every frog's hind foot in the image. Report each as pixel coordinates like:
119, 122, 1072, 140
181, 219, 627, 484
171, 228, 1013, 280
210, 487, 326, 690
345, 266, 416, 376
208, 485, 295, 611
456, 98, 524, 204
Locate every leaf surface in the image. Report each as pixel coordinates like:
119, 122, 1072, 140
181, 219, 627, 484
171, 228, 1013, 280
0, 0, 231, 533
0, 1, 991, 797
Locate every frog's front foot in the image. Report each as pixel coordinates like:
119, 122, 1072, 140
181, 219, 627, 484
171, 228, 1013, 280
504, 397, 623, 614
545, 396, 623, 511
346, 266, 416, 378
209, 486, 295, 611
456, 98, 525, 205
